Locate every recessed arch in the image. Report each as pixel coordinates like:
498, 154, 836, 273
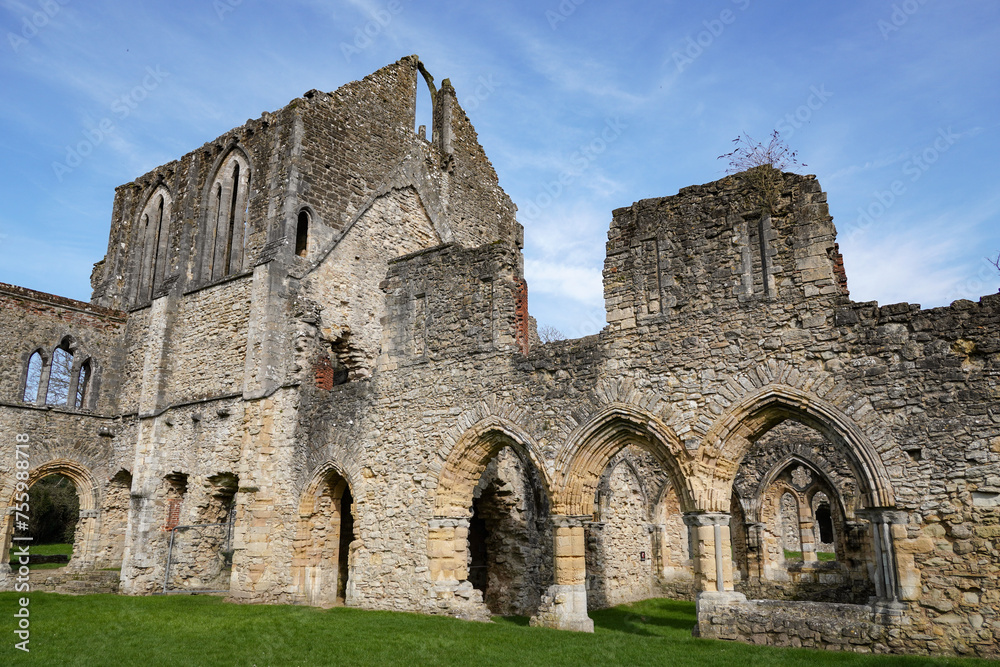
200, 146, 253, 282
434, 416, 553, 518
557, 404, 692, 517
748, 453, 853, 524
132, 184, 174, 304
702, 385, 895, 510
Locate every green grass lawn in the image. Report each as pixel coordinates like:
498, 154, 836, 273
784, 549, 837, 561
0, 593, 990, 666
8, 543, 72, 571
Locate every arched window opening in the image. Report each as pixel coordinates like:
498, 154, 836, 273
75, 359, 91, 409
134, 188, 173, 305
137, 213, 150, 295
205, 151, 251, 282
224, 162, 241, 276
22, 351, 44, 403
45, 343, 74, 406
148, 196, 165, 300
295, 210, 309, 257
816, 502, 834, 544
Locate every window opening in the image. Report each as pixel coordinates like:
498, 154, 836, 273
295, 210, 309, 257
45, 344, 73, 406
23, 351, 43, 403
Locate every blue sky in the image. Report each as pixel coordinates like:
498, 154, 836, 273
1, 0, 998, 338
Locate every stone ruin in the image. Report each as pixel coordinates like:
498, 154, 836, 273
0, 56, 998, 658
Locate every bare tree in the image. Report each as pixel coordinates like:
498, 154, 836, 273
718, 130, 805, 214
538, 325, 565, 344
990, 252, 1000, 291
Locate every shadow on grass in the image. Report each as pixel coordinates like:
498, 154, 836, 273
591, 598, 697, 636
493, 615, 531, 627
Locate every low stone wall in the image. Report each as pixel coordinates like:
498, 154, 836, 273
696, 594, 998, 659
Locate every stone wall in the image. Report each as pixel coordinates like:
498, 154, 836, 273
1, 59, 998, 660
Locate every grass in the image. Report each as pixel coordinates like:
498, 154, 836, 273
8, 543, 72, 571
0, 593, 990, 666
784, 550, 837, 562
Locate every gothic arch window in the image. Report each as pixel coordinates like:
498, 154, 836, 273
74, 358, 91, 409
204, 150, 252, 282
22, 350, 45, 403
134, 186, 173, 304
295, 209, 309, 257
45, 340, 74, 406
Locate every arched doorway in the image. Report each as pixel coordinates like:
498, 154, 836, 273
293, 466, 356, 606
467, 445, 551, 616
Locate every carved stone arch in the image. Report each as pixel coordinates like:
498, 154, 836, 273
748, 453, 853, 524
557, 403, 694, 517
293, 459, 360, 606
19, 346, 47, 404
12, 458, 101, 511
298, 460, 358, 516
198, 145, 253, 282
701, 384, 895, 511
434, 415, 553, 518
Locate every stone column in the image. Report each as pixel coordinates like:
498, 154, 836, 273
530, 515, 594, 632
426, 516, 489, 620
743, 521, 765, 581
799, 515, 817, 562
858, 508, 908, 613
683, 512, 740, 594
428, 517, 469, 588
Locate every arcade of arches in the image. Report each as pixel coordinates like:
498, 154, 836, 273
1, 58, 997, 658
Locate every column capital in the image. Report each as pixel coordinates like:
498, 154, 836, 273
683, 511, 730, 527
550, 515, 592, 529
429, 516, 469, 529
857, 508, 908, 525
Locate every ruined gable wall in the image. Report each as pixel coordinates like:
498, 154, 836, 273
92, 103, 294, 311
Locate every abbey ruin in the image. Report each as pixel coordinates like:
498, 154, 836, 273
1, 56, 998, 658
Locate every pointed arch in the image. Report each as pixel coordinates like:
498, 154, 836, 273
557, 403, 693, 517
293, 461, 358, 606
200, 147, 253, 282
434, 416, 552, 518
702, 385, 895, 511
21, 349, 46, 404
133, 184, 174, 304
747, 453, 854, 524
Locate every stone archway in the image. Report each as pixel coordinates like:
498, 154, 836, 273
532, 404, 691, 632
2, 459, 101, 572
292, 464, 357, 606
429, 417, 553, 620
702, 385, 903, 607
